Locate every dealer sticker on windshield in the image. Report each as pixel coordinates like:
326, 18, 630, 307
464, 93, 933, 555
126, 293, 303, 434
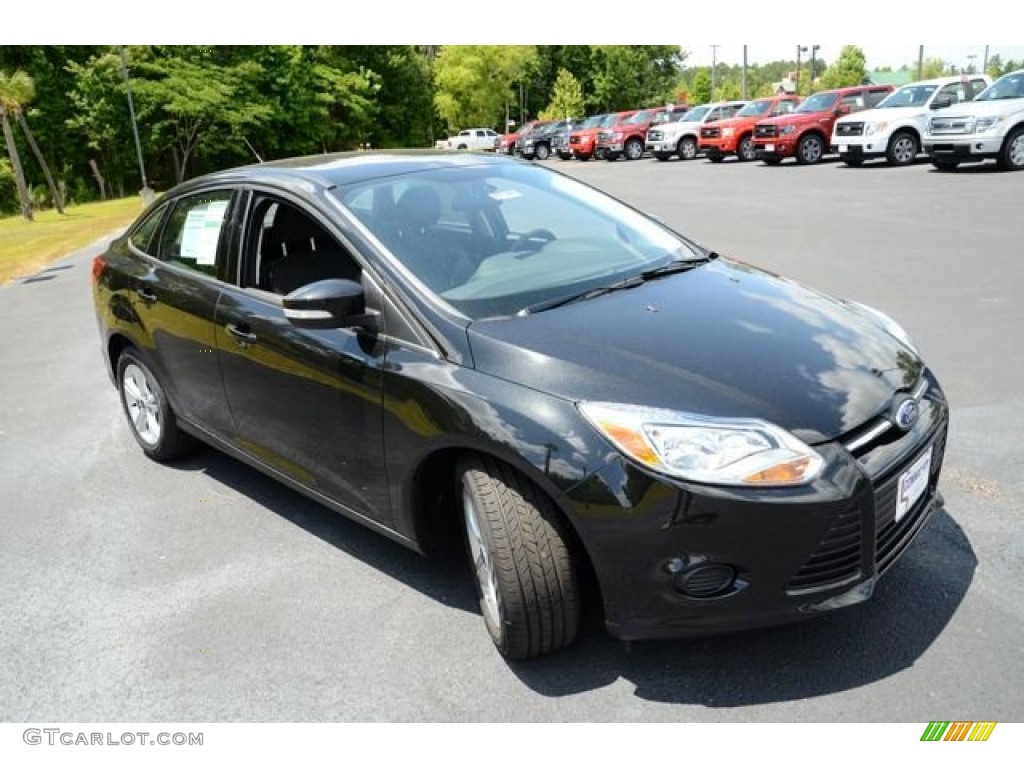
896, 446, 932, 523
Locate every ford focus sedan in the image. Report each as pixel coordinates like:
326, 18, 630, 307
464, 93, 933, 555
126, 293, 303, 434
92, 151, 948, 660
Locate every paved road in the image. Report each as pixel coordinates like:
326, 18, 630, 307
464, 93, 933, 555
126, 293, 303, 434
1, 157, 1021, 722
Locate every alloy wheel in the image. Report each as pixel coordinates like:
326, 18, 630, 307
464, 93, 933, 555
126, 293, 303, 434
122, 363, 162, 446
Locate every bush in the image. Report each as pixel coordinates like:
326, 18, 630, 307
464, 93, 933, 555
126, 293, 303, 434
0, 157, 18, 215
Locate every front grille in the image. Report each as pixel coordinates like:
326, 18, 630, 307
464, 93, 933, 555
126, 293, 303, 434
701, 126, 721, 138
569, 136, 580, 145
648, 130, 663, 141
788, 506, 863, 592
754, 124, 778, 139
598, 131, 613, 142
836, 122, 864, 137
929, 117, 973, 135
875, 427, 947, 572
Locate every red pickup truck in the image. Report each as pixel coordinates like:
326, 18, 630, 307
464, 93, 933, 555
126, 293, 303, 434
596, 107, 666, 161
752, 85, 893, 165
699, 95, 801, 162
570, 111, 634, 161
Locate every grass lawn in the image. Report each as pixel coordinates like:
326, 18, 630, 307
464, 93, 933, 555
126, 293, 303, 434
0, 197, 145, 285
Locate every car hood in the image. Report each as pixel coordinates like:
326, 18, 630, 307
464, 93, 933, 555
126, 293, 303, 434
838, 106, 925, 124
759, 111, 825, 127
933, 98, 1024, 117
467, 259, 923, 444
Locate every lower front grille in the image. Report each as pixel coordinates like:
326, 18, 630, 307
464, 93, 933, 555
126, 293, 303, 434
701, 127, 721, 138
836, 122, 864, 137
788, 506, 863, 592
754, 125, 778, 139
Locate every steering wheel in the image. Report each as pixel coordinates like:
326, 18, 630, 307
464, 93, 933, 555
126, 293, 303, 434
513, 228, 557, 252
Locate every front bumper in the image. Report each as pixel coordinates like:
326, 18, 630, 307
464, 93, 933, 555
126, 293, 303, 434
701, 137, 737, 155
754, 138, 796, 159
833, 135, 886, 159
924, 136, 1002, 161
564, 374, 949, 641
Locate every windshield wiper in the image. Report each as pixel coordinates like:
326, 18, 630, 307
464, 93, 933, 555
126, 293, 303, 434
519, 252, 717, 315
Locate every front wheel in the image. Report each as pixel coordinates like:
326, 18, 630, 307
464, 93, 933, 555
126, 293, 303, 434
841, 155, 864, 167
117, 349, 194, 461
678, 136, 697, 160
624, 138, 644, 160
535, 143, 550, 161
796, 133, 825, 164
653, 152, 671, 162
762, 156, 783, 166
997, 127, 1024, 171
886, 131, 919, 166
458, 455, 580, 660
737, 134, 756, 162
931, 157, 960, 171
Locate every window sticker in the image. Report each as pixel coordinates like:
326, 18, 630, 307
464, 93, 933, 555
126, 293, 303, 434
180, 200, 229, 266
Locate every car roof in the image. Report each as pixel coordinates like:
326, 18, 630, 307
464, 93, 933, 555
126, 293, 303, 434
169, 151, 517, 197
896, 74, 992, 88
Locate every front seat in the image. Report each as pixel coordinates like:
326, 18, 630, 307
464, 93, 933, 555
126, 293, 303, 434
392, 186, 473, 292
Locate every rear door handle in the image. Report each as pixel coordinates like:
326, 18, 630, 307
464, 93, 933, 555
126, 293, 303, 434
226, 322, 258, 346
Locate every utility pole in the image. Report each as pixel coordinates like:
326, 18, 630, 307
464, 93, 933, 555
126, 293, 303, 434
967, 54, 977, 74
796, 46, 807, 96
983, 45, 990, 74
810, 45, 820, 91
711, 45, 720, 102
118, 46, 153, 205
917, 45, 924, 81
742, 45, 748, 99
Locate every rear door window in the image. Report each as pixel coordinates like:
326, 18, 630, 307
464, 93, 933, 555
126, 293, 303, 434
156, 190, 234, 279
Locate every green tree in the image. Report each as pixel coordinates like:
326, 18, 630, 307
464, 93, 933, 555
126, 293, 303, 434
434, 45, 537, 130
819, 46, 868, 89
690, 69, 712, 104
589, 45, 685, 111
0, 69, 33, 220
919, 57, 948, 79
0, 69, 63, 213
539, 68, 585, 120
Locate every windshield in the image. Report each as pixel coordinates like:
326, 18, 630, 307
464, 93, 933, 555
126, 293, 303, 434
795, 92, 839, 113
975, 72, 1024, 101
735, 100, 772, 117
334, 163, 700, 319
877, 84, 938, 108
624, 109, 657, 124
579, 114, 606, 129
681, 105, 711, 122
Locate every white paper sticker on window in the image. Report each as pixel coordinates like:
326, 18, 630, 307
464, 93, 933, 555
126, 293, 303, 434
180, 200, 228, 266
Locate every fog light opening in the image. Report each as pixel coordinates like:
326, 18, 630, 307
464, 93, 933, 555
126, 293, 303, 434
674, 563, 738, 598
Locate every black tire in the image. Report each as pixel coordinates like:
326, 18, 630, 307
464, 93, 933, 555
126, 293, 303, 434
604, 152, 620, 161
535, 142, 550, 161
557, 152, 572, 161
678, 136, 698, 160
737, 134, 757, 162
796, 133, 825, 164
841, 155, 864, 167
762, 156, 783, 166
997, 126, 1024, 171
576, 154, 590, 162
116, 348, 194, 462
886, 131, 919, 166
653, 152, 671, 162
708, 155, 724, 163
624, 137, 644, 160
457, 144, 468, 150
458, 455, 580, 660
931, 157, 960, 171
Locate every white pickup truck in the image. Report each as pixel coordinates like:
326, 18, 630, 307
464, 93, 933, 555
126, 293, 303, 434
441, 128, 500, 152
923, 69, 1024, 171
833, 74, 991, 166
645, 102, 746, 161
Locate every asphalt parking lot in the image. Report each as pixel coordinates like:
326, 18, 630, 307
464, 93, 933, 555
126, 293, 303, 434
1, 153, 1022, 722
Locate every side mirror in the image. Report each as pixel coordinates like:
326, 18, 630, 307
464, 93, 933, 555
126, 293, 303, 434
931, 94, 953, 110
283, 279, 378, 331
835, 104, 852, 116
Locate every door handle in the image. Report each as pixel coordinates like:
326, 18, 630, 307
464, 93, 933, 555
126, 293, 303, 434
226, 322, 258, 346
135, 286, 157, 302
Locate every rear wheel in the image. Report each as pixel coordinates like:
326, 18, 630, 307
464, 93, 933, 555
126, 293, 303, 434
737, 134, 756, 161
457, 144, 468, 150
458, 455, 580, 660
997, 127, 1024, 171
117, 349, 194, 462
931, 157, 960, 171
796, 133, 825, 164
678, 136, 697, 160
886, 131, 919, 166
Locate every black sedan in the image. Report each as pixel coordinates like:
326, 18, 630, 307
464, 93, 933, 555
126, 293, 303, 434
92, 151, 948, 659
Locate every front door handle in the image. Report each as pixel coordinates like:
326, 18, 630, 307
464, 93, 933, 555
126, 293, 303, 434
226, 322, 258, 346
135, 286, 157, 303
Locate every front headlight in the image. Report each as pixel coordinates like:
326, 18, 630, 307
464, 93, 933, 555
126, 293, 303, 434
722, 127, 735, 137
848, 301, 919, 354
865, 121, 888, 136
579, 403, 824, 486
975, 116, 1003, 132
779, 125, 797, 135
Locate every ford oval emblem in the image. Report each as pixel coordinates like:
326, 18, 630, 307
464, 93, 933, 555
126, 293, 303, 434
892, 397, 919, 432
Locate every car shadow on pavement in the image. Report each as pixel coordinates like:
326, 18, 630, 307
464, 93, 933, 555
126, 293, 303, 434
508, 505, 976, 707
170, 448, 480, 615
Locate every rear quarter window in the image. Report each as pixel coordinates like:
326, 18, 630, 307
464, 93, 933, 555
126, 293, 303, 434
128, 204, 168, 255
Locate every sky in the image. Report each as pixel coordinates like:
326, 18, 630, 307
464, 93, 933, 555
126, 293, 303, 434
683, 45, 1024, 71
